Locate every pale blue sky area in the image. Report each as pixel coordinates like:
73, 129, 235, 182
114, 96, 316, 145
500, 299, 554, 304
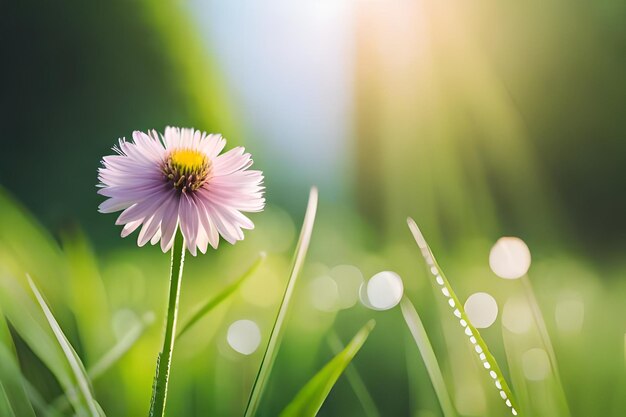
188, 1, 356, 206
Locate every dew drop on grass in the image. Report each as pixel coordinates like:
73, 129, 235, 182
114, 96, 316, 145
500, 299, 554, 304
489, 237, 531, 279
227, 320, 262, 355
366, 271, 404, 310
464, 292, 498, 329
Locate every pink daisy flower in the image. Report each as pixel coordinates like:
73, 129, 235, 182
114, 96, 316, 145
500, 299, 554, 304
98, 127, 265, 255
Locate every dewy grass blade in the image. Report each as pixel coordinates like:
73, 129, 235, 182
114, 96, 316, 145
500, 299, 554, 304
400, 297, 458, 417
280, 320, 375, 417
327, 331, 381, 417
407, 218, 521, 416
177, 252, 266, 338
244, 187, 318, 417
27, 274, 103, 417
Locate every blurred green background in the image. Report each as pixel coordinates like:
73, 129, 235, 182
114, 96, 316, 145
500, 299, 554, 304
1, 0, 625, 416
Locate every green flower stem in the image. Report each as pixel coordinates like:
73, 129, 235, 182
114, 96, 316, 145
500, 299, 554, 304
149, 232, 185, 417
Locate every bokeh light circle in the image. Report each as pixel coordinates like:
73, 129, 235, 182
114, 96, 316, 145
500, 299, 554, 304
464, 292, 498, 328
309, 275, 340, 312
330, 265, 363, 309
366, 271, 404, 310
502, 296, 533, 334
226, 320, 261, 355
489, 237, 531, 279
522, 348, 550, 381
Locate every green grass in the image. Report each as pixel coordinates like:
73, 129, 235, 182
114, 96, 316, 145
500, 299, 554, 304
0, 188, 625, 416
244, 187, 318, 417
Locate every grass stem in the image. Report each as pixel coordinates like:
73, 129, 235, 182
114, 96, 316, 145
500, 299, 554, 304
401, 297, 458, 417
327, 331, 381, 417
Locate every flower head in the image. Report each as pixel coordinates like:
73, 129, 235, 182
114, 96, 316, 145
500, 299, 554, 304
98, 127, 265, 255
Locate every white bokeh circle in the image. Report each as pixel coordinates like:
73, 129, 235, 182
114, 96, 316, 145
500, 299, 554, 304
464, 292, 498, 328
227, 320, 261, 355
489, 237, 531, 279
366, 271, 404, 310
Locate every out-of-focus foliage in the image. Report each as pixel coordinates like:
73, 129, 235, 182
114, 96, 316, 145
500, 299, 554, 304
1, 185, 626, 416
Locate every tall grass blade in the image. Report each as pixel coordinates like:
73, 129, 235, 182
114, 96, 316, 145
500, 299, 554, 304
0, 311, 36, 417
400, 297, 458, 417
244, 187, 318, 417
407, 218, 521, 416
0, 331, 36, 417
48, 311, 154, 415
280, 320, 375, 417
27, 275, 103, 417
0, 276, 88, 415
177, 252, 266, 338
501, 325, 531, 414
23, 379, 64, 417
520, 275, 571, 416
327, 331, 381, 417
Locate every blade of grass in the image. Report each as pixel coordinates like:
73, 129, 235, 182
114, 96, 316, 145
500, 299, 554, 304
0, 276, 89, 415
0, 385, 14, 417
501, 324, 531, 414
177, 252, 266, 338
0, 343, 37, 417
27, 275, 103, 417
407, 218, 521, 416
519, 275, 571, 416
327, 331, 381, 417
280, 320, 375, 417
50, 311, 155, 414
244, 187, 318, 417
0, 311, 36, 417
400, 297, 458, 417
22, 379, 64, 417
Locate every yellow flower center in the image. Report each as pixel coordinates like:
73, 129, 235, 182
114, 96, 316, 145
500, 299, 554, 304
170, 149, 207, 174
163, 148, 212, 193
